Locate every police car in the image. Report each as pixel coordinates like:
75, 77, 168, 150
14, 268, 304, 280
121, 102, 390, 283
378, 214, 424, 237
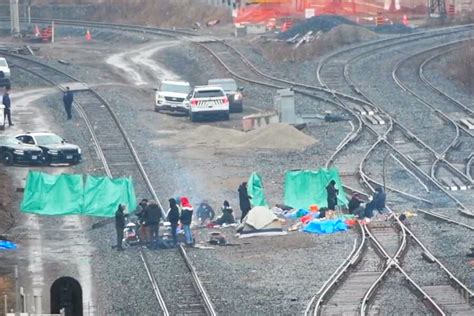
0, 135, 43, 165
16, 132, 82, 165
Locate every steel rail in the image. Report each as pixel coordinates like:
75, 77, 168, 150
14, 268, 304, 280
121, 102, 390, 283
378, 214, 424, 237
316, 24, 474, 89
197, 41, 434, 204
416, 209, 474, 230
2, 51, 171, 316
359, 219, 407, 315
362, 216, 446, 315
419, 44, 474, 116
303, 239, 358, 315
178, 245, 217, 316
2, 52, 217, 315
0, 16, 196, 37
338, 38, 474, 214
344, 38, 467, 180
392, 39, 473, 183
400, 220, 474, 301
311, 223, 367, 316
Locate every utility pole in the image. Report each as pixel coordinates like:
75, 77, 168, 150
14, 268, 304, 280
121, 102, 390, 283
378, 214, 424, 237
9, 0, 20, 35
15, 265, 20, 316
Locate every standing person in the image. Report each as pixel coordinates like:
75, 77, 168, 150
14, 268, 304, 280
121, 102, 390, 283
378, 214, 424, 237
135, 199, 148, 244
167, 198, 180, 246
115, 204, 126, 251
143, 200, 162, 249
2, 87, 13, 127
63, 87, 74, 120
326, 180, 339, 211
238, 182, 251, 221
196, 200, 215, 225
180, 197, 194, 246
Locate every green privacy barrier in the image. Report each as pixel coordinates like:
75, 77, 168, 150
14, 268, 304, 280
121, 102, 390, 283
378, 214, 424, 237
21, 172, 84, 216
83, 175, 137, 217
284, 168, 348, 210
247, 172, 268, 207
21, 171, 137, 217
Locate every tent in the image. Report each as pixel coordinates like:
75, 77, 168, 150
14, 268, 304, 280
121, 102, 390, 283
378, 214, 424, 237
236, 206, 286, 238
284, 168, 348, 210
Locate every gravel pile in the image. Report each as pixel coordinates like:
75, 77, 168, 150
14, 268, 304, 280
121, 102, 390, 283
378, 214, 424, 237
161, 123, 317, 150
278, 15, 355, 40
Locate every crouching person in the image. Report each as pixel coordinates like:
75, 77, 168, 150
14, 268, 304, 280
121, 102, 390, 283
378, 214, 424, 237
213, 200, 236, 226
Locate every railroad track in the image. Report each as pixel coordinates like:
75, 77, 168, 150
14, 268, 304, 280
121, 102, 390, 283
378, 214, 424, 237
306, 214, 474, 315
318, 26, 474, 216
0, 51, 216, 316
2, 18, 473, 313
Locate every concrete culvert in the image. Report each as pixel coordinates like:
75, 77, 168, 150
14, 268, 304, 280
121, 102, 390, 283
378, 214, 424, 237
50, 276, 83, 316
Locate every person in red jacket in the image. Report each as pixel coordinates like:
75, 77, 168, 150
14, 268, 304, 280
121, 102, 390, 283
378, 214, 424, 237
180, 197, 194, 246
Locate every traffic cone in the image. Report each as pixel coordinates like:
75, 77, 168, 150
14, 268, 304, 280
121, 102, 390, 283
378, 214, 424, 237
85, 29, 92, 41
402, 15, 408, 26
34, 24, 41, 37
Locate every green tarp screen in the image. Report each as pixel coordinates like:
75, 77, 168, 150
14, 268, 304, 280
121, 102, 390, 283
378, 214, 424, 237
20, 172, 83, 216
284, 168, 348, 210
21, 171, 137, 217
247, 172, 268, 207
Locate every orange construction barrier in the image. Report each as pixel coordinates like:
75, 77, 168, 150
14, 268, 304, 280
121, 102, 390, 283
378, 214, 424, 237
448, 4, 455, 16
375, 12, 384, 26
85, 29, 92, 41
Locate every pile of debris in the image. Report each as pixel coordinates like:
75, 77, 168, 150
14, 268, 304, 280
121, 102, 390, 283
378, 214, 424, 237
277, 15, 356, 40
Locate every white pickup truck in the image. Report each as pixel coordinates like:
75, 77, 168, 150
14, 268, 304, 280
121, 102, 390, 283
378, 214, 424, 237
184, 86, 230, 122
0, 57, 11, 87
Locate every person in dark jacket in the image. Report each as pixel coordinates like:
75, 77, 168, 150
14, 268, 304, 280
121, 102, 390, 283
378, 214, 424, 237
2, 87, 13, 126
167, 198, 180, 246
180, 197, 194, 246
326, 180, 338, 211
213, 200, 236, 226
143, 200, 162, 249
238, 182, 252, 221
364, 187, 386, 218
348, 195, 362, 214
63, 87, 74, 120
115, 204, 126, 251
196, 200, 215, 225
135, 199, 148, 243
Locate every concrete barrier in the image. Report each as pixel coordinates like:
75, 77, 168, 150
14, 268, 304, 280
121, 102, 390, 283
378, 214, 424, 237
242, 111, 278, 131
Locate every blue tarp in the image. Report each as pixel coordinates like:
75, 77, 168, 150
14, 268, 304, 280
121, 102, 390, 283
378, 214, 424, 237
303, 218, 348, 234
0, 240, 17, 250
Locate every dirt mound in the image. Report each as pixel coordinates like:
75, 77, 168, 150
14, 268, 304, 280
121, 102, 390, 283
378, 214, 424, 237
278, 15, 356, 40
165, 123, 317, 150
241, 123, 317, 149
